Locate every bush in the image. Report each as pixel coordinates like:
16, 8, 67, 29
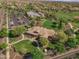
57, 30, 68, 43
76, 34, 79, 39
39, 37, 49, 48
0, 28, 8, 37
9, 30, 18, 37
54, 43, 66, 53
48, 43, 55, 49
0, 43, 7, 49
48, 41, 65, 53
66, 38, 78, 48
9, 25, 26, 37
23, 3, 33, 12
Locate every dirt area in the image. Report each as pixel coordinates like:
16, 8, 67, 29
10, 47, 23, 59
0, 9, 6, 30
0, 38, 6, 44
0, 53, 6, 59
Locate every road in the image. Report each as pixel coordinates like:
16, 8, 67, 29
9, 34, 25, 46
6, 37, 10, 59
9, 34, 35, 46
44, 47, 79, 59
6, 9, 10, 59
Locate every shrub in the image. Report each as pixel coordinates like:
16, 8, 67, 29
39, 37, 49, 48
9, 25, 26, 37
54, 43, 66, 53
0, 28, 8, 37
57, 30, 68, 43
66, 38, 78, 48
0, 43, 7, 49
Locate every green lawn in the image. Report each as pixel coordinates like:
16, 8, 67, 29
43, 19, 58, 29
14, 40, 44, 59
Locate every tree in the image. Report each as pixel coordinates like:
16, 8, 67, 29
23, 3, 33, 12
39, 37, 49, 48
76, 34, 79, 41
0, 43, 7, 49
57, 30, 68, 43
54, 43, 66, 53
15, 25, 26, 34
9, 29, 17, 37
9, 25, 26, 37
65, 28, 74, 36
58, 20, 63, 29
0, 28, 8, 37
48, 35, 59, 44
66, 38, 78, 48
48, 43, 55, 49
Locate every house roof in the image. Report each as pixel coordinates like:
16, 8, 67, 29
27, 26, 56, 38
9, 15, 30, 29
27, 11, 41, 17
65, 23, 73, 30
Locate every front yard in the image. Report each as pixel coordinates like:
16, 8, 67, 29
14, 40, 44, 59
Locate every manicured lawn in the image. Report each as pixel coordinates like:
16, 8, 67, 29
43, 19, 58, 29
43, 20, 53, 29
43, 11, 79, 30
14, 40, 44, 59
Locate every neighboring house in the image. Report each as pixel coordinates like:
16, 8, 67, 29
70, 7, 79, 11
27, 11, 41, 17
64, 23, 75, 36
65, 22, 73, 30
9, 15, 30, 29
26, 26, 56, 38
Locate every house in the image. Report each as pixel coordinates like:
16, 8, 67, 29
27, 11, 41, 17
64, 22, 74, 32
64, 23, 75, 37
26, 26, 56, 38
9, 15, 30, 29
